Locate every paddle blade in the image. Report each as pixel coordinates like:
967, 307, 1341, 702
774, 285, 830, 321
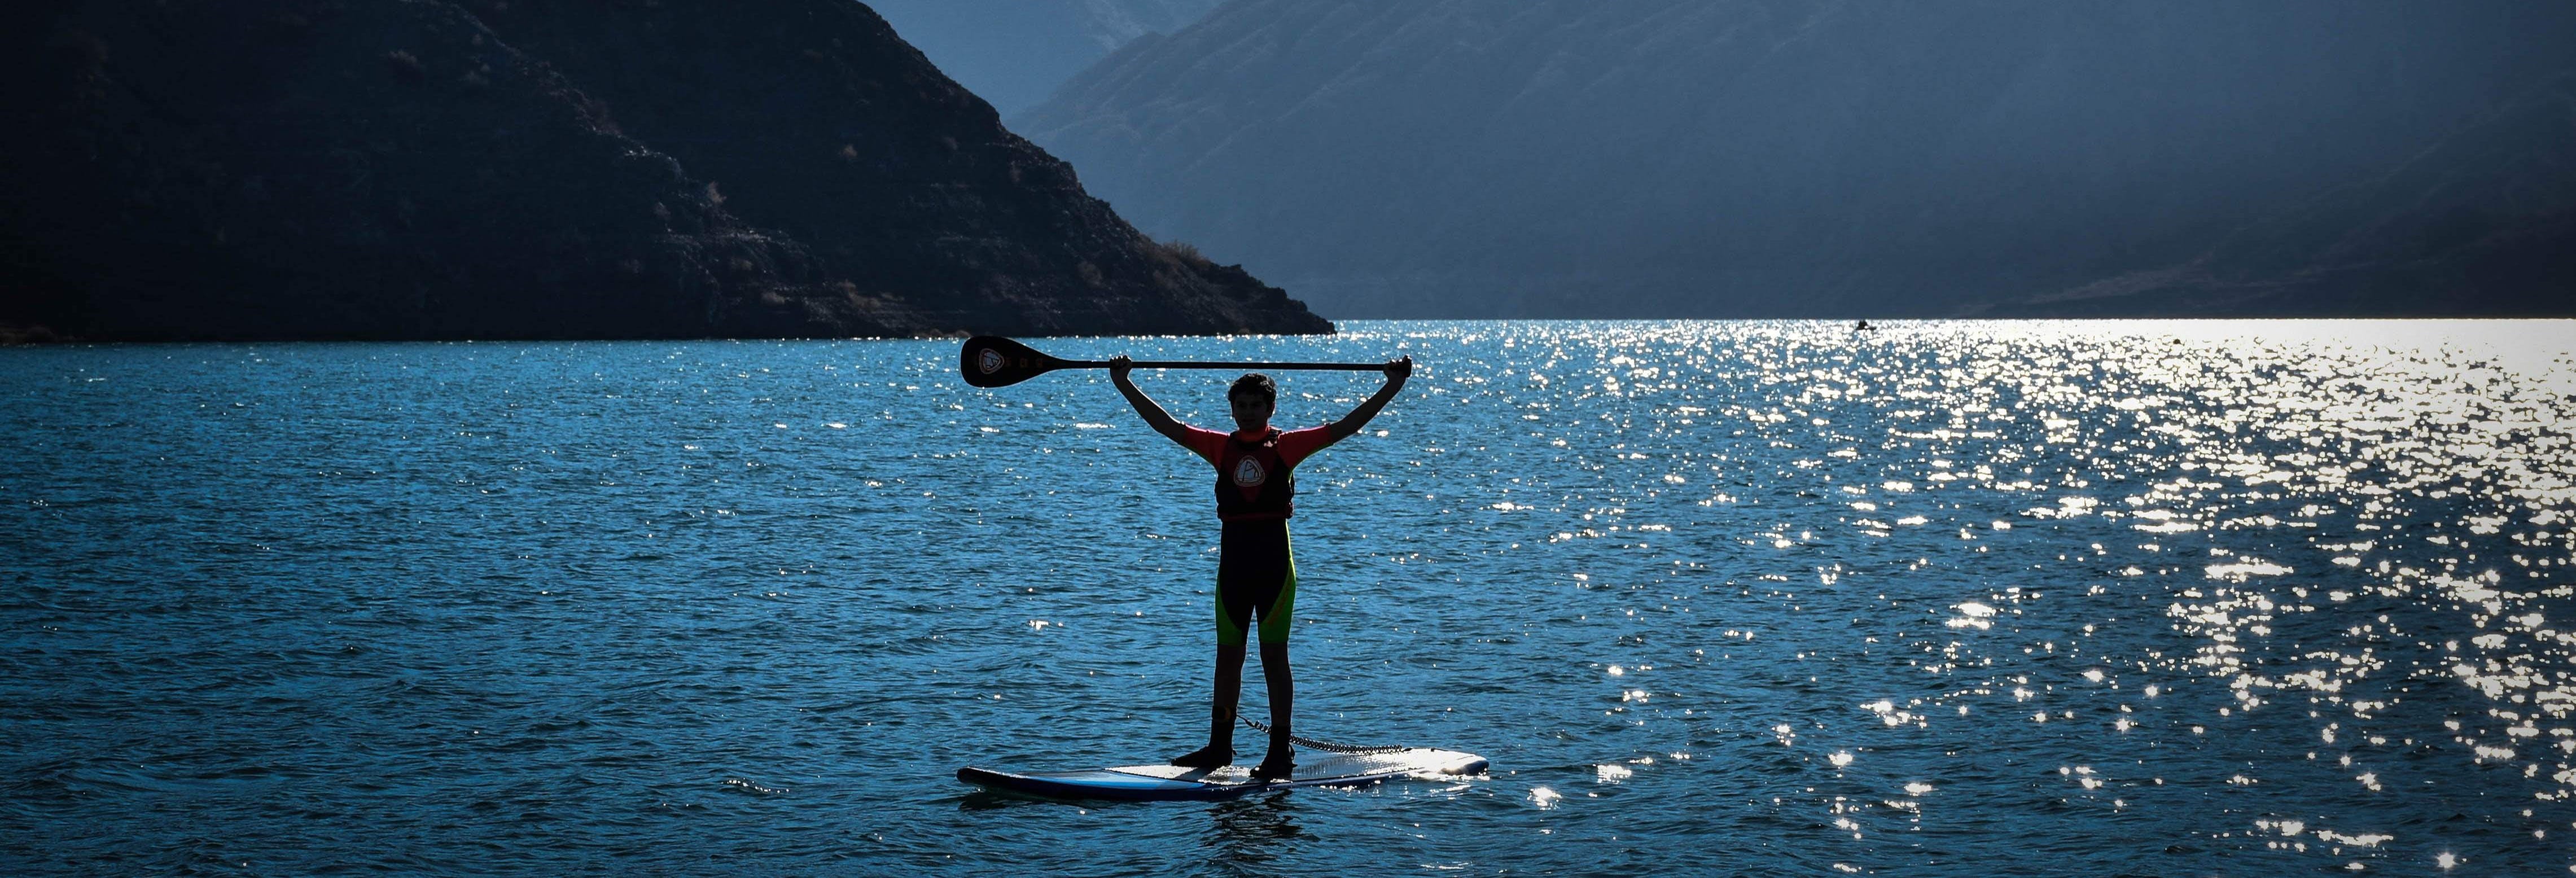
960, 336, 1067, 388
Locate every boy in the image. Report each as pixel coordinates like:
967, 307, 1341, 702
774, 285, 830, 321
1109, 353, 1410, 779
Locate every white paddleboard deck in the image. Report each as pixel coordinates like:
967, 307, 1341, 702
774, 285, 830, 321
958, 747, 1488, 801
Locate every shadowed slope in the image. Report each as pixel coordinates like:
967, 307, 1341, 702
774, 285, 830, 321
0, 0, 1325, 341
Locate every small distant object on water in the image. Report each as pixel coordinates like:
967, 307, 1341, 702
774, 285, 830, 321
1854, 319, 1874, 331
958, 747, 1487, 801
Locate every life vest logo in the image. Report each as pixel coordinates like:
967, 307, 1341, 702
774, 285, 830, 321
977, 349, 1005, 375
1231, 456, 1267, 486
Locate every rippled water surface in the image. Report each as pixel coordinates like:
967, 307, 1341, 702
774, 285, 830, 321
5, 321, 2575, 875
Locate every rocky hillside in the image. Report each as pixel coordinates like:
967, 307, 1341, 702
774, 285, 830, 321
0, 0, 1326, 342
866, 0, 1226, 117
1019, 0, 2576, 318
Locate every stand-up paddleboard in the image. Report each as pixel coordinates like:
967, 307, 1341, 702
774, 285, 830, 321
958, 747, 1488, 801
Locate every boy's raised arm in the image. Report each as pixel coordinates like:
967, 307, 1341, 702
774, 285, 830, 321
1325, 357, 1412, 443
1111, 355, 1194, 446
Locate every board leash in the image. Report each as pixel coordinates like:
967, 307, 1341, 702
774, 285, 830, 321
1239, 717, 1409, 754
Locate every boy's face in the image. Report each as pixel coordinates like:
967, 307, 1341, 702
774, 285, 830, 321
1229, 393, 1273, 432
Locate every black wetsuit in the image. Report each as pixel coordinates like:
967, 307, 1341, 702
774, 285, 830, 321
1214, 429, 1297, 646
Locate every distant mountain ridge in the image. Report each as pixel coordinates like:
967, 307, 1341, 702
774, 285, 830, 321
865, 0, 1226, 117
1981, 70, 2576, 317
0, 0, 1325, 342
1019, 0, 2576, 318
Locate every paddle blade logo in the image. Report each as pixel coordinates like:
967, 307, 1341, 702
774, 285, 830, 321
978, 348, 1005, 375
1232, 457, 1267, 487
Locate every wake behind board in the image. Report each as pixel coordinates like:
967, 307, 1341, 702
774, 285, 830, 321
957, 748, 1487, 801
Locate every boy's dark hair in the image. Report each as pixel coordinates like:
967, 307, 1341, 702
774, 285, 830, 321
1229, 373, 1276, 405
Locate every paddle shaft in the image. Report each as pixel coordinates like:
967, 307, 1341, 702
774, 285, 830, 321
1075, 360, 1390, 372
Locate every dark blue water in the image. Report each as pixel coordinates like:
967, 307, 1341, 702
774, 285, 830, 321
5, 321, 2572, 875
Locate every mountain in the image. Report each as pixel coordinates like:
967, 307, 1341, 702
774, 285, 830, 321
0, 0, 1326, 343
1982, 71, 2576, 317
865, 0, 1228, 117
1017, 0, 2576, 318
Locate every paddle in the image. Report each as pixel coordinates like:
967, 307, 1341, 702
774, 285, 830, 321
960, 336, 1403, 388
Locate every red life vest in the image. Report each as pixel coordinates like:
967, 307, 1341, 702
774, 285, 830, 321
1215, 428, 1295, 521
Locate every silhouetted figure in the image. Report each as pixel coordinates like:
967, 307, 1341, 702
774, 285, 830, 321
1109, 354, 1412, 781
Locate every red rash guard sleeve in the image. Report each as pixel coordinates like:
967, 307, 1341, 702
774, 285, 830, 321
1273, 426, 1333, 468
1180, 425, 1230, 468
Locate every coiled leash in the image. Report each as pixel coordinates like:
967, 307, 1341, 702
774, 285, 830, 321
1241, 716, 1409, 755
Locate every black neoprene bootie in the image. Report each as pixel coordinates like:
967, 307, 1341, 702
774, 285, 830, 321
1249, 743, 1295, 781
1171, 743, 1233, 769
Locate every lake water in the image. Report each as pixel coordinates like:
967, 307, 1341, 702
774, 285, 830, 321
4, 321, 2573, 875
